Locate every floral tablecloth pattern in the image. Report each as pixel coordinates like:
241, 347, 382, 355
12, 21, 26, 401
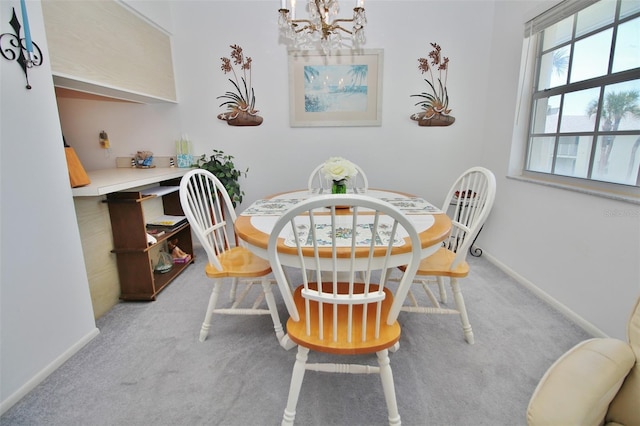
378, 197, 442, 214
240, 198, 307, 216
240, 191, 442, 216
240, 190, 442, 248
284, 216, 405, 248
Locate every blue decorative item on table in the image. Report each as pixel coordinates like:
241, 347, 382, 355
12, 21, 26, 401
176, 135, 193, 168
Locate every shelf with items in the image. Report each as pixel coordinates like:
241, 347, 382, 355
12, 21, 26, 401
104, 178, 194, 301
110, 222, 189, 254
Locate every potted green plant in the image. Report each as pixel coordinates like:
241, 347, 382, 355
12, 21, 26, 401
195, 149, 248, 207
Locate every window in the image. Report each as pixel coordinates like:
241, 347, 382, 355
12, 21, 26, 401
524, 0, 640, 193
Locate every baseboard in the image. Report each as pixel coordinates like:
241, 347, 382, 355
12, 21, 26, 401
480, 250, 608, 338
0, 327, 100, 415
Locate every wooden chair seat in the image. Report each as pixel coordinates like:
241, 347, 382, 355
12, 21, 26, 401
399, 247, 469, 278
205, 246, 272, 278
287, 283, 401, 355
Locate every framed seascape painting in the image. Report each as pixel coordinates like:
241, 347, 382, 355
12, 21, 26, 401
288, 49, 383, 127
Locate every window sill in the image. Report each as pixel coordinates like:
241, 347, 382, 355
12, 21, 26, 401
507, 174, 640, 205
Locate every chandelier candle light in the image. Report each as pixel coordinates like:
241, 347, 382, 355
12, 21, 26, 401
278, 0, 366, 53
322, 156, 358, 194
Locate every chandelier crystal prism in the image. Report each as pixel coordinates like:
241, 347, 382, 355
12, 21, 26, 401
278, 0, 366, 52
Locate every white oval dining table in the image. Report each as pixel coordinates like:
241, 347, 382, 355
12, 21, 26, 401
235, 189, 452, 270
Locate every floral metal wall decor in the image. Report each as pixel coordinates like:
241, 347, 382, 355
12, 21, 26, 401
0, 5, 43, 89
216, 45, 263, 126
410, 43, 455, 127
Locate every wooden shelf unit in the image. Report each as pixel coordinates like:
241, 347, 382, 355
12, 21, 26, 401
105, 178, 193, 301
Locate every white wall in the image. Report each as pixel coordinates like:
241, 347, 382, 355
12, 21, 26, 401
478, 0, 640, 340
0, 0, 98, 413
56, 98, 181, 171
121, 0, 174, 34
173, 1, 497, 204
51, 0, 639, 351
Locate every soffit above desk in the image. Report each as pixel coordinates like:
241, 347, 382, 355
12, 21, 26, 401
53, 76, 177, 104
42, 0, 177, 103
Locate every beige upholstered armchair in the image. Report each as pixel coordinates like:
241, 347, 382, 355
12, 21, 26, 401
527, 296, 639, 426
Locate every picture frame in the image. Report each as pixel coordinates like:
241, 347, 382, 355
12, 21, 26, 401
288, 49, 383, 127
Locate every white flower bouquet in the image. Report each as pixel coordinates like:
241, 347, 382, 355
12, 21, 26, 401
322, 157, 358, 183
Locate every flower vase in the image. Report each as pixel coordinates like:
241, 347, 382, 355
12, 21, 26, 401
332, 180, 347, 194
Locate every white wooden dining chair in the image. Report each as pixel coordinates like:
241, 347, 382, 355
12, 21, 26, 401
307, 162, 369, 194
179, 169, 286, 345
397, 166, 496, 344
268, 194, 423, 426
307, 162, 369, 282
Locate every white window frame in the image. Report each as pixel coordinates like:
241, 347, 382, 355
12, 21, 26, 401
518, 0, 640, 202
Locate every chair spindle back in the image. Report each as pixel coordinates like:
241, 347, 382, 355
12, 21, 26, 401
180, 169, 238, 269
441, 166, 496, 268
268, 194, 422, 345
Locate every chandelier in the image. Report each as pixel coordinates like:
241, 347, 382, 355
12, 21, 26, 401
278, 0, 367, 52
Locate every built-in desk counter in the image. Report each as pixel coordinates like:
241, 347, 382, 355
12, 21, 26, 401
72, 166, 193, 318
72, 167, 191, 197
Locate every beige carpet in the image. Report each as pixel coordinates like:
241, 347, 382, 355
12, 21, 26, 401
1, 246, 592, 425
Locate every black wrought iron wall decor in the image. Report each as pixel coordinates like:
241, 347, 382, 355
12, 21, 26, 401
1, 3, 43, 89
